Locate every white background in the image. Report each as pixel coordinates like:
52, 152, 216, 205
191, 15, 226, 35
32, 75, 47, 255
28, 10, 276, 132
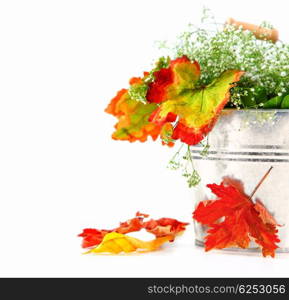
1, 0, 289, 277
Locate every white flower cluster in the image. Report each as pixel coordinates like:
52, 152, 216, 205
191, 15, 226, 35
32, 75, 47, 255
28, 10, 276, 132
169, 21, 289, 108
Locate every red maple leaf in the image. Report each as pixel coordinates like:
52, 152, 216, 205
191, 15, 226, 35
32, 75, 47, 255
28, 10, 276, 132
193, 168, 280, 257
78, 212, 189, 248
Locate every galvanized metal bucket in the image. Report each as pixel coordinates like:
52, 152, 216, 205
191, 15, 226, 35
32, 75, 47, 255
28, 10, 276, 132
192, 109, 289, 253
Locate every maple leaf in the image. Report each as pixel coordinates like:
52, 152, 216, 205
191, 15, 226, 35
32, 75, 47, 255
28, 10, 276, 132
144, 218, 189, 240
193, 172, 280, 257
254, 199, 279, 226
149, 57, 244, 145
86, 232, 174, 254
78, 213, 147, 248
79, 212, 189, 252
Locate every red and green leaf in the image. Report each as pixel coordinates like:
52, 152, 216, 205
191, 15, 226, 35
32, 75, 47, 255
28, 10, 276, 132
106, 55, 244, 146
146, 56, 201, 103
151, 69, 244, 145
105, 88, 162, 142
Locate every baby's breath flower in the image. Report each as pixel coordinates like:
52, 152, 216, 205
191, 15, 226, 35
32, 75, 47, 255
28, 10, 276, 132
163, 10, 289, 107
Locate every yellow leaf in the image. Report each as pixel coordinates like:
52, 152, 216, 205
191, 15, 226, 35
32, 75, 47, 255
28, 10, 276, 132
86, 232, 173, 254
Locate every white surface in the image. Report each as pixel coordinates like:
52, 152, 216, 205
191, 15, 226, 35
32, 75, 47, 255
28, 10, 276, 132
1, 0, 289, 277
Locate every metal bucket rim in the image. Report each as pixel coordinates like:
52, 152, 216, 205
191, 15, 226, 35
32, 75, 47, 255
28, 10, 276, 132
223, 108, 289, 112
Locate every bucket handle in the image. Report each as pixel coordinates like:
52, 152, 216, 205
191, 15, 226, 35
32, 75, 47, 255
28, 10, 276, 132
226, 18, 279, 43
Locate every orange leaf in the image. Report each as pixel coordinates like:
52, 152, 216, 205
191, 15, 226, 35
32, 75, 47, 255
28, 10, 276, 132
78, 229, 111, 248
144, 218, 189, 240
105, 87, 162, 143
254, 200, 280, 227
79, 212, 189, 251
193, 177, 280, 257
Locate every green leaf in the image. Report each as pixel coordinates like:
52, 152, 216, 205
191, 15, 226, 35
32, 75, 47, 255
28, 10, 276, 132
263, 96, 283, 108
254, 87, 267, 104
152, 69, 244, 145
241, 86, 267, 108
281, 95, 289, 109
241, 92, 257, 108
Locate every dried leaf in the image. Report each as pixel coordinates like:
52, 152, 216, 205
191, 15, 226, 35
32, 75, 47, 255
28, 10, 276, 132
86, 232, 173, 254
144, 218, 189, 239
79, 213, 189, 253
78, 229, 111, 249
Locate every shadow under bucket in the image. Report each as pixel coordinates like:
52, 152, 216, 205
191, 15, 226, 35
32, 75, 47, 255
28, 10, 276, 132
192, 109, 289, 253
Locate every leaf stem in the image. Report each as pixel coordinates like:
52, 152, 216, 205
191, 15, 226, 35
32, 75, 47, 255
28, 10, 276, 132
250, 166, 273, 199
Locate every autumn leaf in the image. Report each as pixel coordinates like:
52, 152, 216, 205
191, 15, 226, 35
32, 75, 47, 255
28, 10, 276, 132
79, 212, 189, 253
114, 212, 146, 234
78, 229, 111, 248
105, 88, 162, 142
193, 174, 280, 257
106, 55, 244, 146
78, 212, 147, 248
150, 62, 244, 145
254, 200, 279, 227
146, 56, 201, 104
144, 218, 189, 240
160, 122, 175, 147
86, 232, 173, 254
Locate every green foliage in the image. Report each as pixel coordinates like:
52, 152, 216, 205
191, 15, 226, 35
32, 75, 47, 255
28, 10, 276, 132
261, 94, 289, 109
263, 96, 283, 108
281, 95, 289, 109
167, 144, 201, 188
158, 9, 289, 109
128, 82, 148, 104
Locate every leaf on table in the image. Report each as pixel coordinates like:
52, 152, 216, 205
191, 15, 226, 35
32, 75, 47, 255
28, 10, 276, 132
149, 56, 244, 145
86, 232, 173, 254
79, 212, 189, 253
193, 177, 280, 257
114, 213, 146, 234
144, 218, 189, 240
79, 212, 147, 248
78, 228, 111, 248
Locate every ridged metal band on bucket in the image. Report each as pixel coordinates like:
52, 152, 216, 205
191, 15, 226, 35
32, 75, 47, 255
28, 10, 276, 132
192, 109, 289, 252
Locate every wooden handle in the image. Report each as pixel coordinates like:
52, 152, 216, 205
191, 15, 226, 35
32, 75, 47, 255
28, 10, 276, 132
226, 18, 279, 43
